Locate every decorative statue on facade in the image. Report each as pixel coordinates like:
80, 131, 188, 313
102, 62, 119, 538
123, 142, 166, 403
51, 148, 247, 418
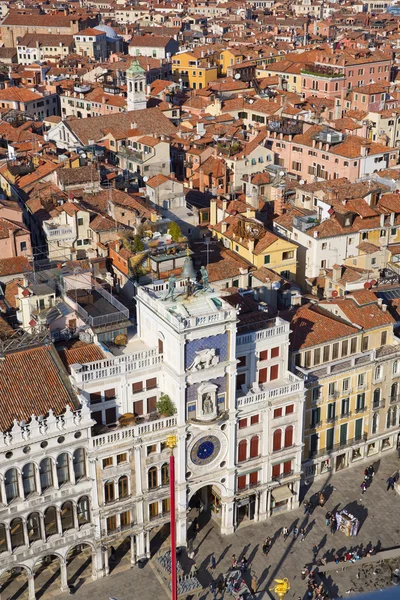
189, 348, 219, 371
202, 393, 213, 414
163, 273, 176, 301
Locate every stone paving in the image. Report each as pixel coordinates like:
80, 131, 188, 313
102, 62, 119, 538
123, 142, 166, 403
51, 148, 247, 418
4, 450, 400, 600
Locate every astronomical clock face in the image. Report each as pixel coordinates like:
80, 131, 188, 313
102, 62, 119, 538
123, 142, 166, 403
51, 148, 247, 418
188, 431, 227, 474
190, 435, 221, 466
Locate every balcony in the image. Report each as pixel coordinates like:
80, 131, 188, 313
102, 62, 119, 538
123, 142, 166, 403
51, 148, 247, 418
372, 399, 386, 410
236, 372, 303, 408
61, 282, 130, 329
355, 405, 367, 414
309, 433, 367, 459
310, 421, 322, 430
271, 469, 294, 482
328, 391, 339, 400
43, 221, 75, 241
91, 415, 177, 449
326, 416, 338, 424
390, 395, 400, 404
236, 317, 290, 346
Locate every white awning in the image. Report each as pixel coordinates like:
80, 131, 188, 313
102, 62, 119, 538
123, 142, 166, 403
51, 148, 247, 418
271, 484, 294, 503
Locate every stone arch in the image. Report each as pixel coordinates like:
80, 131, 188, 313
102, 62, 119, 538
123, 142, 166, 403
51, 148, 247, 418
0, 563, 32, 580
33, 552, 64, 598
66, 541, 96, 585
187, 480, 227, 503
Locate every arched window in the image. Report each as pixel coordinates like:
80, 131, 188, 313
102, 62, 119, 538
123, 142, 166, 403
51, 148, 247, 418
44, 506, 58, 538
372, 412, 378, 434
27, 513, 41, 543
148, 467, 158, 489
373, 388, 381, 409
118, 475, 129, 498
0, 523, 7, 553
250, 436, 259, 458
77, 496, 90, 525
73, 449, 86, 481
56, 453, 70, 486
22, 463, 36, 498
393, 360, 399, 375
161, 463, 169, 486
40, 458, 53, 491
238, 440, 247, 462
273, 429, 282, 452
392, 406, 397, 427
284, 426, 293, 448
5, 468, 19, 503
391, 382, 398, 401
10, 518, 24, 549
386, 409, 392, 429
61, 501, 74, 532
104, 480, 115, 503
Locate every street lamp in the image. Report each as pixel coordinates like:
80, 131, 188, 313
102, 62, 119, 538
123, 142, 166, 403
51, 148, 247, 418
166, 435, 178, 600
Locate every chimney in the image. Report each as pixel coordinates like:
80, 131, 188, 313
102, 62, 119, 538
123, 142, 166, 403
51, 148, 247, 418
248, 239, 255, 253
222, 198, 227, 212
274, 183, 285, 216
380, 213, 385, 228
382, 304, 387, 312
221, 221, 228, 234
377, 297, 383, 307
332, 264, 342, 282
390, 212, 395, 226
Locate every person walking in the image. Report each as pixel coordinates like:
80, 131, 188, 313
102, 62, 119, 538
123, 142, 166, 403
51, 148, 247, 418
293, 526, 299, 540
312, 544, 318, 560
300, 527, 306, 542
325, 511, 331, 526
361, 480, 367, 494
387, 475, 395, 491
190, 562, 198, 577
282, 526, 289, 541
303, 500, 310, 515
231, 554, 237, 569
210, 552, 216, 570
210, 583, 217, 600
227, 579, 234, 596
251, 573, 258, 596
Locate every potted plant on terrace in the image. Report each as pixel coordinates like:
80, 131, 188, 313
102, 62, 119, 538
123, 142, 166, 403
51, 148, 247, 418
156, 394, 176, 417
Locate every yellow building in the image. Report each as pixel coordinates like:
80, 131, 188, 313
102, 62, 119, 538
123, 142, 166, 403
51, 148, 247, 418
217, 49, 244, 76
255, 59, 302, 93
172, 51, 219, 90
210, 215, 298, 280
290, 292, 398, 480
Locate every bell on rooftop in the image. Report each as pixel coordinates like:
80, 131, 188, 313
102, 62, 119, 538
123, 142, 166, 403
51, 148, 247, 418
181, 254, 197, 280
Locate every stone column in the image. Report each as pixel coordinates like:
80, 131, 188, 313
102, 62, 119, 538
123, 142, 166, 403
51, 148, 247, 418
130, 535, 136, 566
91, 547, 99, 580
52, 460, 59, 490
145, 530, 151, 558
254, 492, 260, 523
266, 489, 272, 517
258, 489, 268, 522
0, 477, 6, 506
27, 574, 36, 600
56, 508, 63, 536
136, 531, 146, 560
103, 547, 110, 576
34, 465, 41, 495
17, 470, 24, 500
5, 525, 12, 552
60, 560, 69, 592
221, 499, 235, 535
69, 455, 76, 486
94, 546, 104, 579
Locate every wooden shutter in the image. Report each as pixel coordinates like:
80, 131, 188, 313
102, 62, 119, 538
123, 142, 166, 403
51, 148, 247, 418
133, 400, 143, 416
250, 436, 259, 458
258, 368, 268, 384
237, 475, 246, 490
238, 440, 247, 462
284, 426, 293, 448
270, 364, 279, 380
147, 396, 157, 413
273, 429, 282, 451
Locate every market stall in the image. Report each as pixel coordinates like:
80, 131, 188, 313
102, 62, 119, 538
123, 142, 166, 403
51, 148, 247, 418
335, 509, 360, 537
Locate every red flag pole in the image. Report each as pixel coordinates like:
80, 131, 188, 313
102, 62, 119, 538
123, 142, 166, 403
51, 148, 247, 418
169, 443, 178, 600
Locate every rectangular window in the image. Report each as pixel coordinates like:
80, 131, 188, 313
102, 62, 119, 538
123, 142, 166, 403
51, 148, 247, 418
251, 415, 259, 425
351, 337, 357, 354
341, 340, 348, 357
314, 348, 321, 366
341, 398, 350, 416
327, 402, 336, 420
270, 364, 279, 380
271, 347, 279, 358
237, 475, 246, 490
285, 404, 294, 415
146, 378, 157, 390
381, 331, 387, 346
264, 255, 270, 264
147, 444, 157, 456
259, 368, 268, 384
147, 396, 157, 413
272, 463, 281, 478
274, 407, 282, 418
362, 336, 369, 352
311, 407, 321, 428
238, 355, 247, 366
149, 502, 158, 519
103, 457, 113, 468
356, 393, 365, 411
120, 510, 130, 528
323, 346, 330, 362
133, 381, 143, 393
358, 373, 365, 388
332, 343, 339, 359
326, 428, 334, 451
328, 382, 336, 397
340, 423, 348, 445
239, 418, 248, 429
104, 388, 116, 400
259, 350, 268, 361
106, 407, 116, 424
107, 515, 117, 533
249, 471, 258, 486
90, 392, 102, 404
304, 351, 311, 368
342, 378, 350, 393
162, 498, 170, 514
133, 400, 143, 416
117, 453, 127, 464
355, 418, 363, 441
236, 373, 246, 390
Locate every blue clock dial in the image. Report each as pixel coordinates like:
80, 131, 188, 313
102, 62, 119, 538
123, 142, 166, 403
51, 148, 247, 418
190, 435, 221, 465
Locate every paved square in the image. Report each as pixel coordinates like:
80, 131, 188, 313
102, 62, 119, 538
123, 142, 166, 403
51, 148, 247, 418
56, 450, 400, 600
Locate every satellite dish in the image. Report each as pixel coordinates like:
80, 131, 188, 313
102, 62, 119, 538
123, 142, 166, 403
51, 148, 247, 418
235, 73, 241, 80
299, 179, 305, 185
279, 171, 285, 177
248, 98, 254, 104
272, 281, 281, 290
364, 281, 372, 290
331, 290, 338, 297
143, 176, 149, 182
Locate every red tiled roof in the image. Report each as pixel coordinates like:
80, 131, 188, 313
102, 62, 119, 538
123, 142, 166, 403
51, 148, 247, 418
0, 344, 78, 431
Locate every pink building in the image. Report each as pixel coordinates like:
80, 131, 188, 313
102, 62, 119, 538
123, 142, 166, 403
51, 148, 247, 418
0, 216, 32, 259
315, 51, 392, 89
301, 66, 346, 100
